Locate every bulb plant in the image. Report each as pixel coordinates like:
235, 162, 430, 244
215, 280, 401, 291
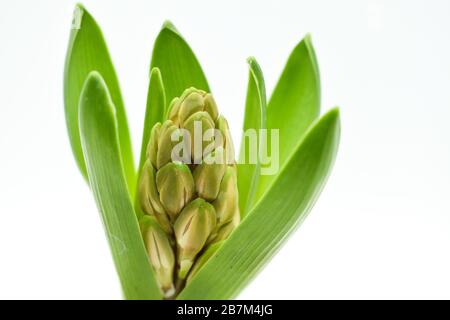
64, 4, 341, 300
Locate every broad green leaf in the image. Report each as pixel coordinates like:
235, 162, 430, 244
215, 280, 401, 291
179, 108, 340, 299
137, 67, 166, 180
79, 71, 162, 300
150, 21, 209, 108
237, 57, 267, 217
64, 4, 136, 195
255, 34, 320, 202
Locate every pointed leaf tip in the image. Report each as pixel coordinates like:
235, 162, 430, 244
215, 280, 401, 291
303, 33, 320, 80
151, 20, 209, 107
304, 32, 312, 43
329, 106, 340, 119
150, 66, 161, 78
71, 4, 86, 30
246, 56, 256, 65
320, 107, 340, 128
79, 71, 112, 113
161, 20, 179, 33
246, 57, 265, 88
74, 2, 85, 11
83, 70, 104, 88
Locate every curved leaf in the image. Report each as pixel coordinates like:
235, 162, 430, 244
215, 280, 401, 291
237, 57, 267, 217
255, 34, 320, 201
179, 108, 340, 299
135, 68, 166, 219
150, 21, 209, 108
64, 4, 135, 195
137, 67, 166, 178
79, 71, 162, 300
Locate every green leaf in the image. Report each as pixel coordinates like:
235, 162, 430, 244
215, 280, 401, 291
137, 67, 166, 180
134, 68, 166, 219
237, 57, 267, 217
150, 21, 209, 108
255, 34, 320, 202
64, 4, 136, 195
179, 108, 340, 299
79, 71, 162, 300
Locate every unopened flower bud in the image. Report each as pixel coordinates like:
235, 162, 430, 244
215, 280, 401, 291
156, 162, 195, 221
140, 216, 175, 297
146, 122, 161, 168
216, 115, 235, 164
174, 198, 216, 278
212, 166, 239, 228
168, 88, 218, 126
183, 111, 215, 164
138, 160, 172, 234
193, 147, 227, 201
156, 120, 180, 169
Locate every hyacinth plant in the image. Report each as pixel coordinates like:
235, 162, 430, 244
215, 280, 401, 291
64, 4, 340, 300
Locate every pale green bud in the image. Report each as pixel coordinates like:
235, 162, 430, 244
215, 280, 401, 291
167, 97, 181, 124
140, 216, 175, 297
156, 162, 195, 221
156, 120, 180, 169
146, 122, 161, 168
216, 115, 235, 164
174, 198, 216, 279
178, 91, 205, 124
203, 93, 219, 122
183, 111, 215, 164
168, 88, 218, 126
212, 166, 239, 228
138, 160, 172, 234
193, 147, 226, 201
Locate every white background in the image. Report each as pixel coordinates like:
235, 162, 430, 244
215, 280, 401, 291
0, 0, 449, 299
